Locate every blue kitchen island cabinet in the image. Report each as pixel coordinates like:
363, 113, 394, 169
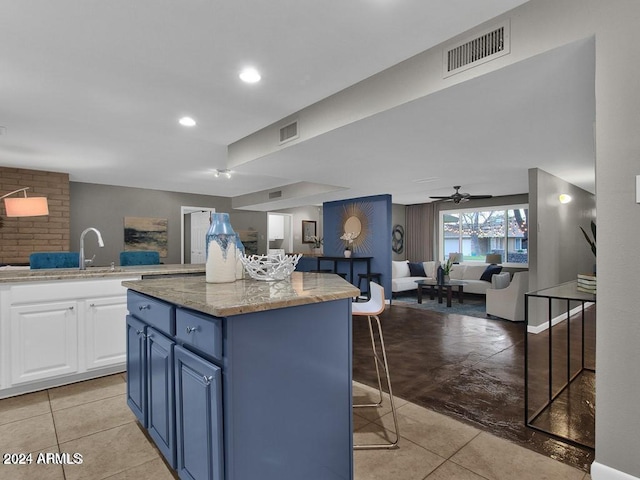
123, 273, 358, 480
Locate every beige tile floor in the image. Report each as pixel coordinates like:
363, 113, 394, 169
0, 374, 592, 480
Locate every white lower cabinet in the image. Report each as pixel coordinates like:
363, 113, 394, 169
10, 300, 79, 385
85, 296, 128, 370
1, 277, 139, 398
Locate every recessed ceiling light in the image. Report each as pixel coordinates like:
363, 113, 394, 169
179, 116, 196, 127
239, 68, 261, 84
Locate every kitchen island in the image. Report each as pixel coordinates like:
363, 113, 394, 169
0, 264, 205, 398
123, 272, 358, 480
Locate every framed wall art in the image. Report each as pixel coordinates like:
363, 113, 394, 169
302, 220, 317, 243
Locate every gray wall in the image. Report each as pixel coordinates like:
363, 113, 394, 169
70, 182, 266, 266
527, 168, 596, 327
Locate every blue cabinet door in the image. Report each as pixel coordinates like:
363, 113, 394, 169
175, 345, 223, 480
147, 327, 176, 468
126, 315, 146, 427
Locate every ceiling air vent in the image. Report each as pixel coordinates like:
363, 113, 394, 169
279, 120, 298, 145
268, 190, 282, 199
443, 20, 510, 77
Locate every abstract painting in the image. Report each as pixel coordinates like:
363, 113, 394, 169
124, 217, 168, 257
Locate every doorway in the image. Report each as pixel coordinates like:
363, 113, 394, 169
181, 206, 216, 264
267, 213, 293, 254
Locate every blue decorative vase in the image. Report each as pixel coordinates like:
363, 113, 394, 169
205, 212, 238, 283
235, 236, 245, 280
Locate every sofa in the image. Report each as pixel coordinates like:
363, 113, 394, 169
392, 260, 509, 296
391, 260, 439, 294
448, 263, 509, 295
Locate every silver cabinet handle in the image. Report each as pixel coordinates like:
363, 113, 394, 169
135, 329, 149, 338
203, 375, 213, 386
138, 304, 150, 311
186, 326, 197, 334
89, 303, 95, 307
68, 306, 74, 311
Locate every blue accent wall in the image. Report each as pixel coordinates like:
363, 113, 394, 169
323, 195, 392, 299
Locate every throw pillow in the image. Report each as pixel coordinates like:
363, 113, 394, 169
408, 262, 426, 277
480, 265, 502, 282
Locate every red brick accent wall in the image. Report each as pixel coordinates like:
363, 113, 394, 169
0, 167, 70, 264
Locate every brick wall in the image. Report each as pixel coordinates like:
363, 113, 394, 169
0, 167, 70, 264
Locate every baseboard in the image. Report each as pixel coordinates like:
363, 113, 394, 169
527, 302, 595, 334
591, 461, 640, 480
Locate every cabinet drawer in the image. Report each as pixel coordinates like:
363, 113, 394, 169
127, 291, 174, 336
176, 309, 223, 362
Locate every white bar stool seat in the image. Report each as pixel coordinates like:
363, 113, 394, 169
352, 281, 399, 449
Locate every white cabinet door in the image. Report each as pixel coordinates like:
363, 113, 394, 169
85, 296, 128, 370
190, 210, 211, 264
10, 301, 78, 385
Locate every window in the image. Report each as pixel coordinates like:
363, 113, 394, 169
440, 205, 528, 264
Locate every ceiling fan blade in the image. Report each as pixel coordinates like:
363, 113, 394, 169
468, 195, 493, 199
429, 196, 453, 199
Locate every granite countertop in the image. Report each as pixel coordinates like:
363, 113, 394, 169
0, 264, 205, 284
122, 272, 360, 317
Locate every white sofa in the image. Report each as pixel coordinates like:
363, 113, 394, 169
448, 263, 509, 295
391, 260, 439, 294
392, 260, 510, 297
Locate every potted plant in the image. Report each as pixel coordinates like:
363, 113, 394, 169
578, 220, 596, 292
579, 220, 596, 257
442, 257, 453, 283
309, 235, 323, 254
340, 232, 357, 258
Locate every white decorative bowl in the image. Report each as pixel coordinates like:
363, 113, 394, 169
239, 253, 302, 281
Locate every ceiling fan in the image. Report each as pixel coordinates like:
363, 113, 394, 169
429, 185, 493, 204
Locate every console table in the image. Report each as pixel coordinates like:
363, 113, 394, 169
316, 256, 372, 285
524, 280, 596, 449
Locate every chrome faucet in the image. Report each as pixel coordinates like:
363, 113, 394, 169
79, 227, 104, 270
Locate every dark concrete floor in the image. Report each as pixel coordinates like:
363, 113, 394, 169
352, 299, 595, 472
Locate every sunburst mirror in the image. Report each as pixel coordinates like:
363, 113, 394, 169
339, 201, 374, 254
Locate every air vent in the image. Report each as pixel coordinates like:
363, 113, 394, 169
279, 120, 298, 144
443, 20, 510, 77
268, 190, 282, 199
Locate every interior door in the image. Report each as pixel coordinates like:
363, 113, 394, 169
190, 211, 211, 264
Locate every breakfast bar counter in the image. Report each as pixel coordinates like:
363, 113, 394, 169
0, 263, 205, 284
123, 272, 358, 480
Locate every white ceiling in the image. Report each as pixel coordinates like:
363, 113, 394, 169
0, 0, 595, 209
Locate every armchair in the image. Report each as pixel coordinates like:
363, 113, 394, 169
486, 271, 529, 322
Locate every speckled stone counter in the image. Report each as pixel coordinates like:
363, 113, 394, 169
122, 271, 359, 317
0, 263, 205, 284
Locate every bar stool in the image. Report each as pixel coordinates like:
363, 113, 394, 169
352, 282, 399, 449
357, 272, 382, 300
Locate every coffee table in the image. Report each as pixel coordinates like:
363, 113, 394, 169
415, 279, 467, 307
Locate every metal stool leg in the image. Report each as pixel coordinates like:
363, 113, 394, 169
354, 314, 399, 450
354, 316, 384, 408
